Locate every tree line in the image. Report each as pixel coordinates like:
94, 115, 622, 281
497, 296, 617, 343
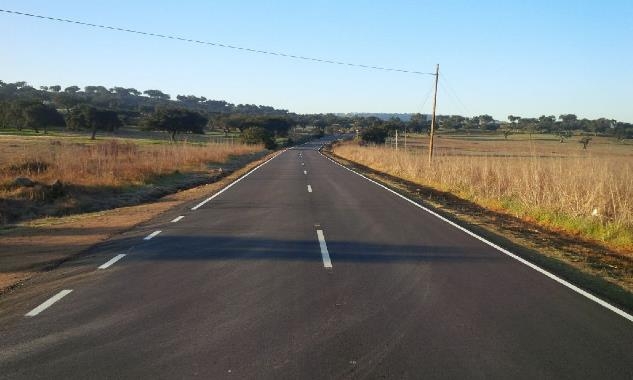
2, 80, 631, 146
360, 113, 633, 144
0, 79, 428, 145
0, 80, 323, 146
438, 114, 632, 141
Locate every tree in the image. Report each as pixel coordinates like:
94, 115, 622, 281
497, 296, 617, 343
141, 108, 207, 141
588, 118, 611, 136
614, 122, 633, 141
84, 86, 109, 95
556, 128, 572, 143
554, 116, 573, 142
241, 127, 276, 149
442, 115, 465, 130
177, 95, 207, 107
579, 136, 592, 149
508, 115, 520, 130
22, 103, 65, 133
519, 117, 538, 137
64, 85, 80, 93
66, 105, 122, 139
49, 85, 62, 93
110, 87, 133, 97
559, 114, 578, 130
53, 92, 80, 114
463, 117, 480, 134
537, 115, 556, 133
361, 125, 388, 144
384, 117, 405, 132
478, 114, 495, 130
0, 101, 27, 129
254, 116, 293, 137
127, 88, 141, 97
143, 89, 171, 100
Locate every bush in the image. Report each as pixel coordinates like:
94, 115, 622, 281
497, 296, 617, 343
241, 127, 277, 149
361, 126, 388, 144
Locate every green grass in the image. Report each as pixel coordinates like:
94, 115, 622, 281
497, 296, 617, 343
499, 197, 633, 249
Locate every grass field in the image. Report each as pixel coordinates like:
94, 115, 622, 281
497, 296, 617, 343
336, 132, 633, 252
0, 132, 263, 224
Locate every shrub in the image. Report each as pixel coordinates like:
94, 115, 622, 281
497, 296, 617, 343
241, 127, 277, 149
361, 126, 388, 144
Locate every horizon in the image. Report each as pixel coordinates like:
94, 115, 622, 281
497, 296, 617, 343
2, 1, 632, 123
3, 77, 626, 123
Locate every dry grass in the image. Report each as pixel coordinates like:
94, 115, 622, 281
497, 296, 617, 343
0, 137, 262, 188
0, 136, 263, 224
335, 136, 633, 250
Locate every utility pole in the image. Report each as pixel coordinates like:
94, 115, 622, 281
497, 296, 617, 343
428, 64, 439, 164
395, 129, 398, 150
404, 127, 407, 150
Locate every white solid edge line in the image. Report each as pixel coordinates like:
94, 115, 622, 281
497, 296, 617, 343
98, 254, 127, 270
171, 216, 184, 223
191, 150, 286, 211
317, 229, 333, 268
144, 230, 161, 241
25, 289, 73, 317
319, 151, 633, 323
307, 185, 313, 193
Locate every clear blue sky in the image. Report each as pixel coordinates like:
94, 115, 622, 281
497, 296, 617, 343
2, 0, 632, 122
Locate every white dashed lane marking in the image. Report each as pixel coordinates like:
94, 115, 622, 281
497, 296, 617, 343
316, 230, 332, 269
144, 230, 161, 240
98, 254, 126, 270
25, 290, 73, 317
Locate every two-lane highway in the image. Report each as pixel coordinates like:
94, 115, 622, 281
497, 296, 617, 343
1, 139, 632, 379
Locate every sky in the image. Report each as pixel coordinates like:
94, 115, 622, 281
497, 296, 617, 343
1, 0, 632, 122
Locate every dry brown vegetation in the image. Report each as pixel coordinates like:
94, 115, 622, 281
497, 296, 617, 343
0, 136, 261, 187
0, 136, 263, 223
335, 134, 633, 252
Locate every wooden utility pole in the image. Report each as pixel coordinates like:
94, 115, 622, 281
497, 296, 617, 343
428, 64, 439, 164
395, 129, 398, 150
404, 127, 407, 150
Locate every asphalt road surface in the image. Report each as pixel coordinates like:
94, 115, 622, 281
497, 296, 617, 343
1, 138, 632, 379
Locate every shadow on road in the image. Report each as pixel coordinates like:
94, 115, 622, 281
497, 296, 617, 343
92, 234, 503, 265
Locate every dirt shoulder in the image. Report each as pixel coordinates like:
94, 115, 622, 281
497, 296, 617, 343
0, 151, 276, 295
324, 145, 633, 313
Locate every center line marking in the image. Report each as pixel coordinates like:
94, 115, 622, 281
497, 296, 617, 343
304, 170, 307, 175
171, 216, 184, 223
25, 290, 73, 317
316, 230, 332, 269
98, 254, 126, 269
144, 230, 161, 240
301, 163, 305, 166
307, 185, 312, 193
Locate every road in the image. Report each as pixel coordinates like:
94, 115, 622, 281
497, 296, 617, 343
1, 138, 632, 379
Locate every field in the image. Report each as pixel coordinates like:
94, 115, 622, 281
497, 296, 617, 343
335, 132, 633, 252
0, 131, 263, 224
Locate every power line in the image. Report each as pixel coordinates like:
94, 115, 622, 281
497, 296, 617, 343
0, 8, 435, 76
418, 79, 436, 113
439, 73, 470, 116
